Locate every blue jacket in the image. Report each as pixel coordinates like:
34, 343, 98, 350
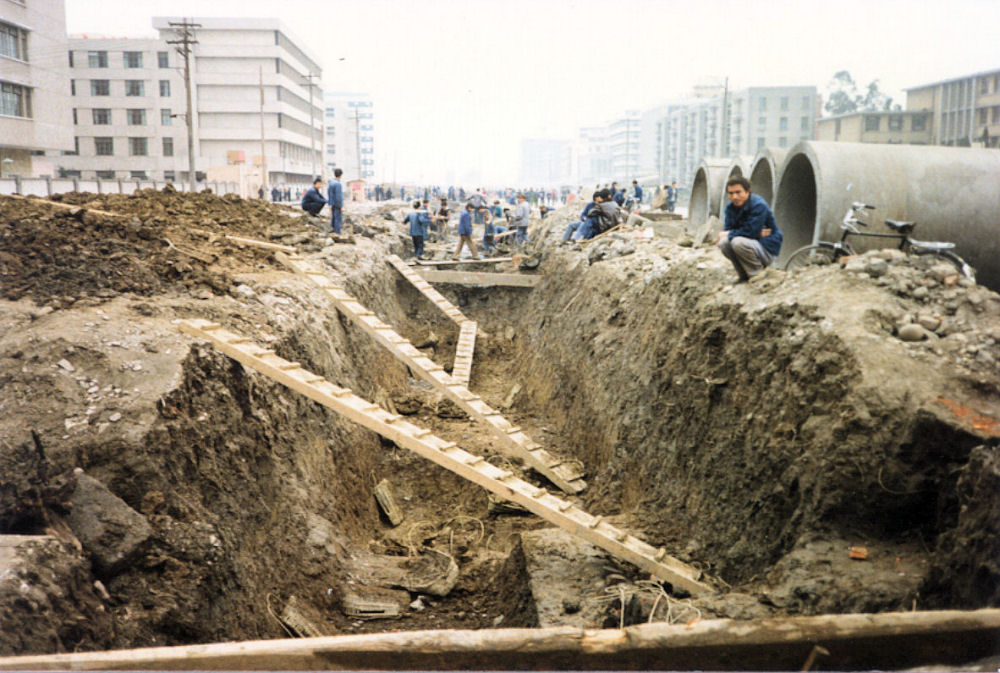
724, 193, 782, 256
633, 185, 643, 200
458, 211, 473, 236
406, 211, 430, 237
301, 187, 326, 210
613, 190, 625, 206
580, 201, 595, 220
327, 179, 343, 209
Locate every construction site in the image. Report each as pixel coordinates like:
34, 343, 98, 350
0, 178, 999, 670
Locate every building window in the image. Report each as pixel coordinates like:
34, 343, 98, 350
911, 114, 927, 131
0, 81, 31, 117
160, 108, 171, 125
70, 79, 75, 96
95, 137, 114, 156
96, 170, 115, 179
92, 108, 110, 124
125, 80, 144, 96
757, 116, 766, 128
90, 79, 109, 96
981, 78, 990, 94
865, 115, 881, 132
758, 98, 767, 111
162, 137, 174, 156
164, 170, 176, 181
88, 51, 108, 68
129, 137, 148, 156
979, 108, 989, 124
780, 96, 788, 111
801, 116, 810, 131
325, 127, 335, 136
0, 22, 28, 61
992, 106, 1000, 124
123, 51, 142, 68
72, 108, 78, 124
157, 51, 169, 68
68, 51, 74, 67
757, 137, 765, 149
888, 116, 904, 131
126, 108, 146, 125
802, 95, 811, 110
326, 144, 336, 153
325, 108, 335, 118
130, 170, 147, 179
779, 117, 788, 131
779, 137, 788, 147
159, 80, 170, 97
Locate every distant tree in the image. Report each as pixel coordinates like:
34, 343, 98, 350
824, 70, 901, 115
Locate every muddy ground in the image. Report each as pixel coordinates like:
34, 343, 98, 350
0, 190, 997, 661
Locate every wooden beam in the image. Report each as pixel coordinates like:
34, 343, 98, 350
224, 235, 297, 253
416, 269, 539, 288
2, 609, 997, 670
3, 193, 119, 217
385, 255, 468, 325
451, 320, 477, 386
415, 257, 514, 266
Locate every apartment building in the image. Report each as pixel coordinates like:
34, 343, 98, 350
905, 68, 1000, 148
607, 110, 641, 179
0, 0, 74, 177
59, 38, 186, 180
575, 126, 610, 184
815, 110, 933, 145
323, 91, 375, 181
518, 138, 572, 186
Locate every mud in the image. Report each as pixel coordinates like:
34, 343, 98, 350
0, 190, 997, 660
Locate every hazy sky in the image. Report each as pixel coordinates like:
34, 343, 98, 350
65, 0, 999, 185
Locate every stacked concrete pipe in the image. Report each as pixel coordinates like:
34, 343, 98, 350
748, 147, 789, 207
773, 140, 1000, 289
717, 155, 754, 217
688, 158, 730, 229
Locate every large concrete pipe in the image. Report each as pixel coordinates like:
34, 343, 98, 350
717, 155, 754, 217
688, 158, 729, 229
774, 141, 1000, 289
748, 147, 788, 207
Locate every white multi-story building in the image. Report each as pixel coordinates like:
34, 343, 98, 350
607, 110, 641, 179
518, 138, 572, 186
0, 0, 74, 177
59, 38, 186, 180
322, 91, 375, 181
575, 126, 610, 185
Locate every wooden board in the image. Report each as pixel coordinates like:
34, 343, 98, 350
385, 255, 468, 325
277, 253, 584, 494
4, 606, 997, 670
4, 193, 119, 217
415, 269, 540, 288
224, 235, 297, 253
451, 320, 477, 386
415, 257, 514, 266
173, 318, 708, 594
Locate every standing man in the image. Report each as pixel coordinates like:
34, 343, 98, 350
406, 200, 430, 259
665, 181, 678, 212
717, 177, 782, 282
511, 193, 531, 245
468, 189, 488, 225
454, 203, 480, 260
327, 168, 344, 234
631, 180, 643, 209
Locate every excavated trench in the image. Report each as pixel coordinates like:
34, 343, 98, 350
1, 191, 998, 662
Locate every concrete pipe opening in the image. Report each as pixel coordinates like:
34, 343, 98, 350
719, 156, 753, 218
773, 152, 817, 264
749, 148, 788, 207
688, 158, 729, 229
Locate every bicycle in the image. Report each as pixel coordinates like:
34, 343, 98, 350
784, 202, 975, 280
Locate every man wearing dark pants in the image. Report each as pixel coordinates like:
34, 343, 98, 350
717, 177, 782, 282
301, 178, 328, 225
327, 168, 344, 234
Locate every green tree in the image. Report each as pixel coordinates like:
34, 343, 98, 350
824, 71, 900, 115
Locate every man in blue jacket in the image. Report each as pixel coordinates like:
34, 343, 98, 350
717, 177, 782, 282
631, 180, 643, 207
405, 200, 431, 259
301, 178, 327, 219
327, 168, 344, 234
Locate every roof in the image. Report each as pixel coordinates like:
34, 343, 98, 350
904, 67, 1000, 91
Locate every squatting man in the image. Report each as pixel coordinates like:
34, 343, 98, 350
717, 177, 783, 282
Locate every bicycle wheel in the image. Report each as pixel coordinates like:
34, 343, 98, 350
919, 250, 976, 282
785, 244, 838, 271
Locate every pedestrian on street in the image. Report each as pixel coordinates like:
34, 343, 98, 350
511, 193, 531, 245
327, 168, 344, 234
454, 203, 480, 260
406, 200, 430, 259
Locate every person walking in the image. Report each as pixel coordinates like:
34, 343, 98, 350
511, 193, 531, 245
405, 200, 430, 259
327, 168, 344, 234
454, 203, 480, 260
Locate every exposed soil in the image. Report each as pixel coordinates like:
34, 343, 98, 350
0, 190, 997, 663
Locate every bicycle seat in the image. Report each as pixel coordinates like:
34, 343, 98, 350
910, 239, 955, 251
884, 219, 914, 234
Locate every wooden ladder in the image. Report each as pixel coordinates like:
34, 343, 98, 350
386, 254, 468, 325
452, 320, 477, 386
175, 319, 711, 595
275, 252, 586, 494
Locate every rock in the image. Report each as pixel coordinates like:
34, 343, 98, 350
865, 258, 889, 278
108, 412, 122, 422
929, 263, 960, 283
875, 249, 907, 262
898, 324, 928, 342
917, 314, 942, 332
57, 359, 75, 372
413, 332, 439, 349
409, 596, 426, 611
65, 470, 152, 576
504, 326, 516, 341
234, 284, 256, 299
911, 286, 929, 300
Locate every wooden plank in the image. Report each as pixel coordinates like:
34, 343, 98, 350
3, 193, 119, 217
277, 253, 584, 494
386, 255, 468, 325
451, 320, 477, 386
416, 269, 540, 288
174, 318, 707, 594
415, 257, 513, 266
225, 235, 297, 253
4, 605, 997, 671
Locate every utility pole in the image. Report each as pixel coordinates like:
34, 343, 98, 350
354, 107, 362, 182
166, 19, 200, 193
303, 73, 319, 179
720, 76, 729, 157
259, 66, 266, 197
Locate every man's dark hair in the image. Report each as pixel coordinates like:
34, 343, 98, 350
465, 203, 474, 210
592, 191, 601, 200
726, 177, 751, 192
413, 200, 422, 208
599, 189, 612, 200
334, 168, 343, 178
313, 178, 322, 185
632, 180, 638, 185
